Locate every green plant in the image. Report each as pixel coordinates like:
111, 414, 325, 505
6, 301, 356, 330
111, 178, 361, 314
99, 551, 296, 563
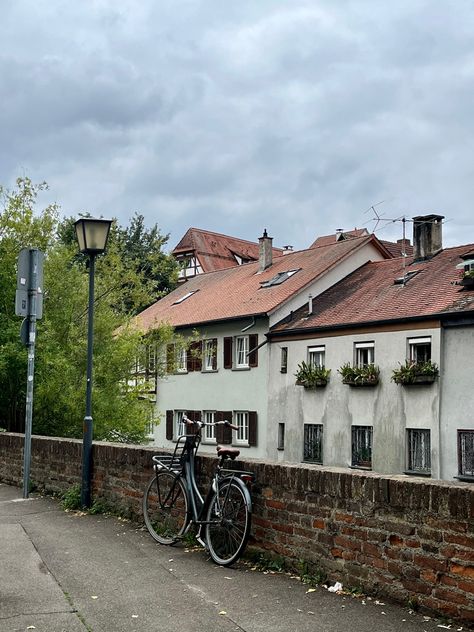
297, 559, 328, 586
294, 361, 331, 387
462, 269, 474, 279
247, 551, 287, 573
391, 360, 439, 385
60, 484, 82, 510
338, 363, 380, 385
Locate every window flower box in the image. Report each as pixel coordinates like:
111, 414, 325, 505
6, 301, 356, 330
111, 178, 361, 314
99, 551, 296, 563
338, 363, 380, 387
294, 361, 331, 388
391, 360, 439, 386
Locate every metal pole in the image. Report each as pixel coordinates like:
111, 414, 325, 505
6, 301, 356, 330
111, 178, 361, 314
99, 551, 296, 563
23, 249, 38, 499
81, 253, 96, 508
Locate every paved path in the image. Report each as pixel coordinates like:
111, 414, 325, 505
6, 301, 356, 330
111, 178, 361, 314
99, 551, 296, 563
0, 483, 448, 632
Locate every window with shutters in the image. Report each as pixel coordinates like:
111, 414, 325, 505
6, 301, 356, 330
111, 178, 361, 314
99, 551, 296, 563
203, 339, 217, 371
176, 347, 187, 373
458, 430, 474, 479
406, 429, 431, 475
203, 410, 216, 443
174, 410, 186, 438
234, 411, 249, 444
224, 334, 258, 370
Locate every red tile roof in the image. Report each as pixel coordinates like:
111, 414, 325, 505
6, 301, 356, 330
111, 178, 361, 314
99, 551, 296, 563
271, 245, 474, 334
309, 229, 369, 248
172, 228, 283, 273
379, 238, 414, 258
136, 235, 386, 330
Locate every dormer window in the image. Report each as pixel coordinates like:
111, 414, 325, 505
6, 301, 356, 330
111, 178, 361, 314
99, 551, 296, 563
260, 269, 300, 288
177, 253, 203, 279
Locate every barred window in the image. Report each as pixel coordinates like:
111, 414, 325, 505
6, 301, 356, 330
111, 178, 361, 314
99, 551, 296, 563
458, 430, 474, 478
303, 424, 323, 463
352, 426, 372, 468
406, 429, 431, 474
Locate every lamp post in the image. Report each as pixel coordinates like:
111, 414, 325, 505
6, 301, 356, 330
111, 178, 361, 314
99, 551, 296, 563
74, 217, 112, 508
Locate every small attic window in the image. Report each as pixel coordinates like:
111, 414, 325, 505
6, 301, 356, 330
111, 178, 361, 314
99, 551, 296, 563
394, 270, 420, 285
173, 290, 198, 304
260, 269, 300, 288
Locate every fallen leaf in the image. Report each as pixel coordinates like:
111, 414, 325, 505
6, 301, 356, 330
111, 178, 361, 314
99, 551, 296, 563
132, 615, 138, 619
219, 611, 227, 615
91, 596, 98, 600
306, 588, 316, 593
27, 627, 36, 630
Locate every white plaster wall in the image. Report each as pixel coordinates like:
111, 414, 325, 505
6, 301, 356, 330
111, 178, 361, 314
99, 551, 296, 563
269, 242, 386, 327
439, 326, 474, 480
152, 318, 269, 459
268, 327, 442, 478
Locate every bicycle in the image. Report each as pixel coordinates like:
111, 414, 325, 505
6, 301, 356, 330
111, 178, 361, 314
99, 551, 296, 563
143, 414, 255, 566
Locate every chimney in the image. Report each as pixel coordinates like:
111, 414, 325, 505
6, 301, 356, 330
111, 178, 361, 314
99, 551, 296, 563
282, 245, 293, 255
259, 229, 273, 271
412, 214, 444, 260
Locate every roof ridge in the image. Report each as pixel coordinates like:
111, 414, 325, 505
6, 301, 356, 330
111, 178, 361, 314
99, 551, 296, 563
182, 227, 284, 251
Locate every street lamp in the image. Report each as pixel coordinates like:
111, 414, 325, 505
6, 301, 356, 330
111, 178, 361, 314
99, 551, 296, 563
74, 217, 112, 508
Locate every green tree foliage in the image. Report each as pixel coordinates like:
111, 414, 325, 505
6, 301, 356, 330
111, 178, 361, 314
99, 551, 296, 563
0, 178, 179, 442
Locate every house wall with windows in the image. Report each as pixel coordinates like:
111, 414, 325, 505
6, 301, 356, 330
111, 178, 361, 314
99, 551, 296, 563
439, 324, 474, 481
153, 318, 269, 458
267, 324, 443, 478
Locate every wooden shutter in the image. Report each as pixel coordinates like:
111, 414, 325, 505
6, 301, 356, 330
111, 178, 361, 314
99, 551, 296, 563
248, 334, 258, 367
166, 410, 174, 440
223, 337, 233, 369
248, 411, 258, 446
166, 344, 174, 373
216, 411, 233, 445
194, 341, 202, 371
212, 339, 218, 370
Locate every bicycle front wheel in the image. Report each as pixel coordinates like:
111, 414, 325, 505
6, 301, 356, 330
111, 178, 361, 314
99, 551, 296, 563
205, 478, 251, 566
143, 471, 189, 545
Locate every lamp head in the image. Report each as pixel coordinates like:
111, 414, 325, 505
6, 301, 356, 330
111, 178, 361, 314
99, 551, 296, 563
74, 217, 112, 255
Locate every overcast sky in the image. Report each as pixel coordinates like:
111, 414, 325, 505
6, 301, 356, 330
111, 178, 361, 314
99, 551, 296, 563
2, 1, 474, 251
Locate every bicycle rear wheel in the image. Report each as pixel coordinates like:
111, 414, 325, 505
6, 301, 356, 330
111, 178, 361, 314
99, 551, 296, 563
143, 471, 189, 545
205, 478, 251, 566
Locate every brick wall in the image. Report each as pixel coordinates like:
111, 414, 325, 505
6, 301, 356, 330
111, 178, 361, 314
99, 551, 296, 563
1, 433, 473, 623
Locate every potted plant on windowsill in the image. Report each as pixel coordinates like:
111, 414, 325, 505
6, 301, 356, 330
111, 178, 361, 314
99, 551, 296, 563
338, 363, 380, 387
391, 360, 439, 385
294, 361, 331, 388
460, 270, 474, 288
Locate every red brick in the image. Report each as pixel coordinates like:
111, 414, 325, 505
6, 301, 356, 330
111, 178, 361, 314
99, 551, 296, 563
333, 535, 362, 551
444, 532, 474, 548
458, 579, 474, 595
331, 547, 343, 558
450, 563, 474, 579
265, 499, 286, 510
335, 512, 354, 523
420, 569, 437, 583
413, 554, 447, 573
433, 587, 470, 606
312, 519, 326, 530
389, 534, 404, 546
361, 542, 380, 557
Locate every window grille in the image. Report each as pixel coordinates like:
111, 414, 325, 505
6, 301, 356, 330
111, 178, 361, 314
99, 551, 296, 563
352, 426, 372, 468
407, 429, 431, 474
303, 424, 323, 463
458, 430, 474, 477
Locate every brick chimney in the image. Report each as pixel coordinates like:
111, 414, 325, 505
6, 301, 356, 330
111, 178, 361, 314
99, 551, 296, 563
259, 229, 273, 271
412, 214, 444, 261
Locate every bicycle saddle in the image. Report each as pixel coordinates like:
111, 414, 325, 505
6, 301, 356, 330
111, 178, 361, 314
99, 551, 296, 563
216, 445, 240, 460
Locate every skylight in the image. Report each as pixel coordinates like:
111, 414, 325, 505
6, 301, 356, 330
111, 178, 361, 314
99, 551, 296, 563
173, 290, 198, 304
260, 269, 300, 288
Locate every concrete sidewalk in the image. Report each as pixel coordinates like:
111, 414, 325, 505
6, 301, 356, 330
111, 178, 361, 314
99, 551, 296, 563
0, 483, 447, 632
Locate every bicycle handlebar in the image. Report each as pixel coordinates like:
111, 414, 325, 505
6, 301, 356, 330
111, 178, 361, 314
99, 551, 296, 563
182, 415, 239, 432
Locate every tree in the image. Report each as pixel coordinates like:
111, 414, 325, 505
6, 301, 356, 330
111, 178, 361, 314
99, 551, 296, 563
0, 178, 179, 443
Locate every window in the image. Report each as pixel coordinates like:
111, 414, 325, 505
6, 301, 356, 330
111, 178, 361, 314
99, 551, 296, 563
355, 342, 374, 367
173, 290, 198, 304
406, 429, 431, 475
303, 424, 323, 463
175, 411, 186, 438
280, 347, 288, 373
408, 337, 431, 363
177, 253, 203, 279
235, 336, 249, 368
203, 339, 217, 371
203, 411, 216, 443
352, 426, 372, 468
234, 411, 249, 444
458, 430, 474, 478
278, 423, 285, 450
176, 347, 187, 372
308, 345, 325, 368
260, 269, 300, 288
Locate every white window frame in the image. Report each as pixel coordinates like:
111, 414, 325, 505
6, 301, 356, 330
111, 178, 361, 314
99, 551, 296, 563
176, 347, 187, 373
175, 411, 186, 438
406, 429, 431, 475
234, 411, 249, 445
203, 339, 215, 372
308, 345, 325, 368
203, 410, 216, 443
408, 337, 431, 363
235, 336, 249, 368
355, 342, 375, 368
